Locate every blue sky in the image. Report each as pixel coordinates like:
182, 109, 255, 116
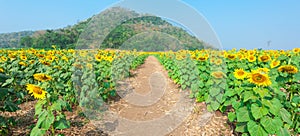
0, 0, 299, 50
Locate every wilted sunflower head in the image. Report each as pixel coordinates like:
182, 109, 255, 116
248, 71, 272, 86
211, 71, 225, 79
234, 68, 248, 80
278, 65, 298, 74
270, 60, 280, 68
26, 84, 47, 100
33, 73, 52, 82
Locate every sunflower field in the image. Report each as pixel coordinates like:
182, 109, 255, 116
0, 48, 299, 136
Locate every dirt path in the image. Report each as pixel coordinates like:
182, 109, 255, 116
95, 56, 233, 135
1, 56, 233, 136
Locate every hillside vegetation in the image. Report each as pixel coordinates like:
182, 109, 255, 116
0, 7, 211, 50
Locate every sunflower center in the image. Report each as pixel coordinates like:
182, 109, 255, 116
261, 56, 269, 61
253, 73, 265, 82
33, 87, 43, 95
237, 71, 244, 76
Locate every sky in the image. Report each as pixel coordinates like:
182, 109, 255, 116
0, 0, 299, 50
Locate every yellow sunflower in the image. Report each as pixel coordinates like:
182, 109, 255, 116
19, 61, 27, 66
258, 54, 271, 62
211, 71, 225, 79
0, 68, 4, 73
293, 48, 300, 54
233, 69, 248, 80
214, 58, 223, 65
253, 68, 270, 74
26, 84, 47, 99
95, 54, 103, 61
278, 65, 298, 74
198, 56, 208, 61
227, 54, 237, 60
1, 56, 8, 61
248, 71, 272, 86
20, 55, 27, 61
247, 55, 256, 62
270, 60, 280, 68
33, 73, 52, 82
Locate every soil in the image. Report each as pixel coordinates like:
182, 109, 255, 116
1, 56, 233, 136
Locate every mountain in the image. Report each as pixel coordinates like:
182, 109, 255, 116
0, 31, 34, 48
0, 7, 212, 50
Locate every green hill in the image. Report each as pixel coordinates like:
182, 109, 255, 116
0, 7, 212, 50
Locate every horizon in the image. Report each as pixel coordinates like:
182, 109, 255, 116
0, 0, 299, 50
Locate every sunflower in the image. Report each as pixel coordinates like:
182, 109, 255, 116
227, 54, 237, 60
237, 54, 245, 60
20, 55, 27, 61
258, 54, 271, 62
293, 48, 300, 54
248, 71, 272, 86
214, 58, 223, 65
95, 54, 102, 61
0, 68, 4, 73
270, 60, 280, 68
253, 68, 270, 74
278, 65, 298, 74
19, 61, 27, 66
198, 56, 208, 61
53, 65, 61, 69
211, 71, 225, 79
33, 73, 52, 82
26, 84, 47, 99
247, 55, 256, 62
29, 60, 35, 64
1, 56, 8, 62
39, 60, 51, 66
247, 50, 256, 56
233, 69, 248, 80
61, 56, 69, 62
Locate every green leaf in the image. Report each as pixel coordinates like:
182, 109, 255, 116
251, 104, 269, 120
50, 102, 62, 111
254, 89, 270, 98
269, 98, 282, 116
4, 101, 20, 112
30, 126, 46, 136
279, 108, 292, 125
224, 89, 236, 97
210, 101, 220, 111
235, 122, 247, 133
209, 87, 220, 97
247, 120, 268, 136
228, 112, 236, 122
53, 118, 70, 130
276, 127, 290, 136
40, 111, 55, 130
35, 99, 46, 116
260, 116, 283, 134
243, 91, 254, 102
236, 107, 251, 122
